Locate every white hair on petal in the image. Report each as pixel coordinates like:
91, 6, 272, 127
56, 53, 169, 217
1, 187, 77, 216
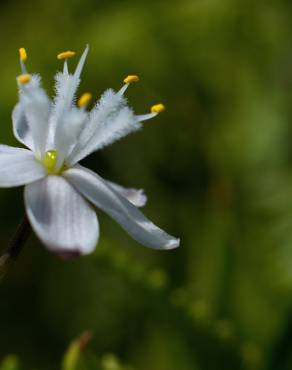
49, 72, 80, 131
76, 89, 126, 146
67, 98, 141, 165
91, 106, 141, 150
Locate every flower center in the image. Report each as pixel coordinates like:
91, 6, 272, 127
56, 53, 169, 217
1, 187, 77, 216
43, 150, 58, 173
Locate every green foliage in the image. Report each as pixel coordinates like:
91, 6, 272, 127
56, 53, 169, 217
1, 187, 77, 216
1, 0, 292, 369
0, 356, 19, 370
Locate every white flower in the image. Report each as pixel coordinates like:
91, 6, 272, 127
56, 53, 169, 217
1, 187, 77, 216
0, 46, 180, 257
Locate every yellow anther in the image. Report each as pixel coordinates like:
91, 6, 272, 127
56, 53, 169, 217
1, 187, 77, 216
78, 92, 92, 108
151, 103, 165, 114
43, 150, 58, 173
19, 48, 27, 61
57, 51, 76, 60
17, 74, 31, 85
123, 75, 139, 84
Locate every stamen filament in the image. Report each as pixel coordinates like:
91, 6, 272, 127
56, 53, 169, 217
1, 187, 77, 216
136, 112, 157, 122
118, 84, 129, 95
63, 60, 69, 74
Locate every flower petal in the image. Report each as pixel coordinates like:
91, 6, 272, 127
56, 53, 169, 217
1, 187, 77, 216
12, 103, 34, 150
54, 108, 88, 171
67, 89, 142, 165
48, 46, 89, 150
0, 145, 46, 187
18, 74, 51, 158
24, 175, 99, 255
64, 166, 180, 250
106, 180, 147, 207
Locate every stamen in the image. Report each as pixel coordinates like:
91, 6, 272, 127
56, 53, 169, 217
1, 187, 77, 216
43, 150, 58, 173
118, 75, 140, 95
137, 103, 166, 122
123, 75, 139, 84
19, 48, 27, 61
151, 104, 165, 113
17, 74, 31, 85
78, 92, 92, 108
57, 51, 76, 60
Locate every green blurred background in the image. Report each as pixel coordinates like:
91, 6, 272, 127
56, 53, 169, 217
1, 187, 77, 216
1, 0, 292, 369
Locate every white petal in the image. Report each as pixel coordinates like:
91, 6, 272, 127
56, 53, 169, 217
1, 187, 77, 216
73, 164, 147, 207
0, 146, 46, 187
47, 72, 77, 148
54, 108, 88, 171
0, 144, 31, 154
48, 46, 89, 149
24, 175, 99, 255
18, 74, 51, 157
67, 89, 142, 165
64, 166, 180, 250
106, 180, 147, 207
12, 103, 34, 150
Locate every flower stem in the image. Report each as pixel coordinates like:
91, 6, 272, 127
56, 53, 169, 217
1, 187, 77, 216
0, 214, 31, 281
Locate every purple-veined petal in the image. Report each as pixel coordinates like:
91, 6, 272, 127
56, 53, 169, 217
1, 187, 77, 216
0, 145, 46, 187
24, 175, 99, 255
64, 166, 180, 250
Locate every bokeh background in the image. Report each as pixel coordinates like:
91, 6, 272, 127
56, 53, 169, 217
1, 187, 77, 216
0, 0, 292, 369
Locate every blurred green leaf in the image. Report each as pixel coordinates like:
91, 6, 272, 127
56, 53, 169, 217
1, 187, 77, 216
61, 331, 93, 370
0, 355, 19, 370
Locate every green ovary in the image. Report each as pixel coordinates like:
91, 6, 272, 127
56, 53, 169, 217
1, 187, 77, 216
43, 150, 58, 173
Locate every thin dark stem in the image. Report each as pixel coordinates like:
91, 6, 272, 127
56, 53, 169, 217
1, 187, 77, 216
0, 214, 31, 281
